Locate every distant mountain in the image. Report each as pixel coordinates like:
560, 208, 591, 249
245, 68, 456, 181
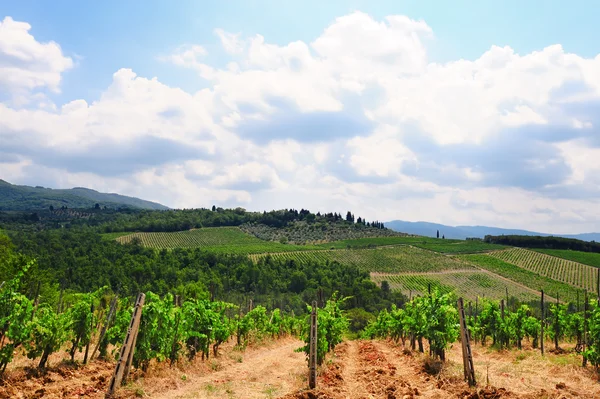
0, 180, 169, 211
385, 220, 600, 242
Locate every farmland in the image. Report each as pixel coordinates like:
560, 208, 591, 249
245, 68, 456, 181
460, 254, 584, 302
250, 245, 475, 273
115, 227, 321, 253
488, 247, 597, 292
412, 240, 505, 254
370, 270, 541, 302
533, 248, 600, 268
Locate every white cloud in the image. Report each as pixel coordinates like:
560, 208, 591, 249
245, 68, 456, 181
2, 13, 600, 233
0, 16, 73, 102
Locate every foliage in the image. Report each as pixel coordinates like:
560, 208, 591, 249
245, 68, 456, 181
298, 294, 349, 365
27, 305, 70, 369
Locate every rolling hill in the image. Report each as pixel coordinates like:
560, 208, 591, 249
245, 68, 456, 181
0, 180, 169, 211
385, 219, 600, 242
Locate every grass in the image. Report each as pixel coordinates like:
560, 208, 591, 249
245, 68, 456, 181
250, 246, 476, 273
488, 248, 597, 293
371, 270, 540, 302
460, 254, 585, 303
533, 249, 600, 268
100, 231, 132, 240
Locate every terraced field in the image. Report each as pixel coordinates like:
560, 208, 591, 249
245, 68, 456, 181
115, 227, 318, 253
370, 270, 541, 302
250, 246, 475, 273
488, 247, 598, 292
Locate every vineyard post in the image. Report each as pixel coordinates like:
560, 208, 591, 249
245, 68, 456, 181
505, 287, 509, 311
583, 290, 588, 367
122, 293, 145, 385
83, 303, 94, 364
554, 294, 559, 350
457, 297, 476, 386
106, 293, 145, 398
540, 290, 544, 356
500, 300, 505, 349
309, 300, 318, 390
91, 295, 118, 361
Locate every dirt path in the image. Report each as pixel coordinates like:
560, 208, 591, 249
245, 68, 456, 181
151, 338, 306, 399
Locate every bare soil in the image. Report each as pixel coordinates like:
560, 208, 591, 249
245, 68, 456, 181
2, 338, 599, 399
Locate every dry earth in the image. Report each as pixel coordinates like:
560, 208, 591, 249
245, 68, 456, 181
2, 338, 600, 399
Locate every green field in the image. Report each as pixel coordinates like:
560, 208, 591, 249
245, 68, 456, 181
250, 246, 475, 273
461, 254, 586, 302
101, 231, 132, 241
533, 249, 600, 268
370, 270, 541, 302
488, 247, 597, 292
412, 240, 505, 254
115, 227, 321, 254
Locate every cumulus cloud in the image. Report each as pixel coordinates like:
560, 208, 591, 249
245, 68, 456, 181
0, 16, 73, 104
2, 12, 600, 233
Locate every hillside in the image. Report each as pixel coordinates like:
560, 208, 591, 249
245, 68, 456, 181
0, 180, 168, 211
385, 219, 600, 242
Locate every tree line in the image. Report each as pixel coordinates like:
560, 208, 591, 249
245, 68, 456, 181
484, 235, 600, 253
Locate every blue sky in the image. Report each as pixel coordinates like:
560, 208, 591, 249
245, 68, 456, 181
1, 1, 600, 233
5, 0, 600, 104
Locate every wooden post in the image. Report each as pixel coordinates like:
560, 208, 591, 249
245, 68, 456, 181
309, 301, 318, 389
583, 290, 588, 367
83, 303, 94, 364
500, 299, 505, 349
554, 294, 560, 350
457, 298, 476, 386
505, 287, 509, 311
597, 269, 600, 306
540, 290, 545, 356
106, 293, 145, 398
91, 296, 118, 361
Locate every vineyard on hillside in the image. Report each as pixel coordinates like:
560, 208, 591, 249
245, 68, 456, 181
370, 270, 541, 302
534, 249, 600, 268
412, 240, 505, 254
489, 248, 597, 292
250, 246, 476, 273
115, 227, 317, 253
240, 220, 406, 244
461, 254, 585, 303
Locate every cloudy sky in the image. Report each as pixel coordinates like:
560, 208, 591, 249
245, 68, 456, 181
1, 0, 600, 233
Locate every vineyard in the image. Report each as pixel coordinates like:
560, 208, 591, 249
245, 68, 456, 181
412, 240, 506, 254
115, 227, 318, 253
250, 246, 476, 273
461, 254, 585, 303
240, 220, 406, 244
534, 248, 600, 268
370, 270, 541, 302
489, 248, 597, 292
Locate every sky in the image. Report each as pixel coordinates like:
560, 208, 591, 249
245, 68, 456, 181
1, 1, 600, 233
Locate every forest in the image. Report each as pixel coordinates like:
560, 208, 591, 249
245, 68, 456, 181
2, 227, 405, 316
